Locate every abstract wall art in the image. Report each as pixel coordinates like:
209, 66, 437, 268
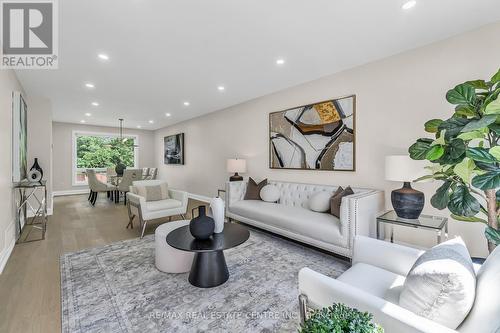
269, 95, 355, 171
164, 133, 184, 165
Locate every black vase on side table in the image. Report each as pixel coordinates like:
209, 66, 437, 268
189, 206, 215, 240
30, 158, 44, 180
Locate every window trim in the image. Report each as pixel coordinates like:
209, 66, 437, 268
72, 130, 139, 186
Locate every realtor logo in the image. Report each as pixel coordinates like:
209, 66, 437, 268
1, 0, 58, 69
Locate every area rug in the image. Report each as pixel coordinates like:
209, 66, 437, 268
61, 228, 349, 333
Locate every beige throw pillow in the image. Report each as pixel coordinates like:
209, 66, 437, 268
136, 183, 169, 202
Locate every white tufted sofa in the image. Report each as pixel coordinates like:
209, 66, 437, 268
226, 180, 385, 258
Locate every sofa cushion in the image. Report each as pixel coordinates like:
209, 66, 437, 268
244, 177, 267, 200
330, 186, 353, 218
260, 184, 280, 202
308, 191, 331, 212
338, 262, 405, 301
399, 237, 476, 329
229, 200, 342, 244
145, 199, 182, 212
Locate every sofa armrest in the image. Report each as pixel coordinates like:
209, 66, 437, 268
127, 192, 145, 207
226, 181, 247, 209
353, 236, 423, 276
169, 189, 188, 214
298, 268, 457, 333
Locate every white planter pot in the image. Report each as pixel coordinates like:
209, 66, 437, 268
210, 197, 225, 233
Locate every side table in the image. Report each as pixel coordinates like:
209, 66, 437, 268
376, 211, 448, 245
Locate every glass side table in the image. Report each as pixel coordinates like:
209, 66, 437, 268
376, 211, 448, 244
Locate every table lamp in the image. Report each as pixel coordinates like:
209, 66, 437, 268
227, 158, 246, 182
385, 155, 428, 219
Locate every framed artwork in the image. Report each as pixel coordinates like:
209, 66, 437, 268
269, 95, 355, 171
12, 91, 28, 182
164, 133, 184, 165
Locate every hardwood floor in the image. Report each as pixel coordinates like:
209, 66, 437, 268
0, 194, 206, 333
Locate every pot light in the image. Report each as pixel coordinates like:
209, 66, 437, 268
217, 86, 225, 91
276, 58, 285, 65
98, 53, 109, 61
85, 83, 95, 88
402, 0, 416, 10
80, 120, 86, 123
165, 113, 171, 117
148, 120, 154, 124
91, 102, 99, 106
183, 101, 190, 106
85, 113, 92, 117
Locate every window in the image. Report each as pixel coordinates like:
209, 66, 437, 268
72, 131, 138, 186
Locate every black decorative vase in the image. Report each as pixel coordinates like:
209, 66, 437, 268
189, 206, 215, 240
391, 182, 424, 219
30, 158, 43, 180
115, 162, 126, 176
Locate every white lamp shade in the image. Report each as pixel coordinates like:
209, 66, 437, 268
227, 159, 246, 173
385, 155, 428, 182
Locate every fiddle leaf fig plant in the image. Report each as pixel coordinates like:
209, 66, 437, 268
409, 68, 500, 253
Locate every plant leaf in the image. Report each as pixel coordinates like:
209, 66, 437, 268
447, 139, 466, 159
489, 124, 500, 135
485, 226, 500, 246
438, 117, 470, 140
424, 119, 444, 133
457, 130, 486, 141
446, 84, 476, 106
465, 80, 490, 90
489, 146, 500, 161
484, 96, 500, 115
425, 145, 444, 160
471, 170, 500, 190
466, 147, 497, 163
491, 68, 500, 84
461, 115, 497, 132
453, 157, 475, 183
451, 214, 487, 224
409, 139, 431, 160
455, 105, 477, 118
431, 181, 452, 210
447, 185, 480, 217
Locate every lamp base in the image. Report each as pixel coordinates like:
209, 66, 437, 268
391, 182, 424, 219
229, 173, 243, 182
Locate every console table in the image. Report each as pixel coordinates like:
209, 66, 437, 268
14, 180, 48, 243
166, 223, 249, 288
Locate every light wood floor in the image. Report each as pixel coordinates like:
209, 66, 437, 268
0, 194, 207, 333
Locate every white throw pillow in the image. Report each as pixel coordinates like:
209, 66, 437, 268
399, 237, 476, 329
136, 183, 169, 202
260, 185, 280, 203
308, 191, 331, 212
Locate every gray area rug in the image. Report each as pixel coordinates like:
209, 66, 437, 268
61, 227, 349, 333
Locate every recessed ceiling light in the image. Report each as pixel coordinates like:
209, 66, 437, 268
91, 102, 99, 106
137, 125, 142, 129
148, 120, 154, 124
276, 58, 285, 65
165, 113, 171, 117
80, 120, 86, 123
217, 86, 225, 91
183, 101, 190, 106
85, 83, 95, 88
85, 113, 92, 117
402, 0, 416, 10
98, 53, 109, 61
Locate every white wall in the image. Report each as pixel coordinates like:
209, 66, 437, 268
154, 22, 500, 258
52, 122, 156, 193
0, 70, 24, 273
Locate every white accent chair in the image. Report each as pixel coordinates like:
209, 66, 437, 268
155, 220, 194, 273
226, 180, 385, 257
126, 180, 188, 238
298, 236, 500, 333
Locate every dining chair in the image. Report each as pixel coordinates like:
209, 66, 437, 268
117, 169, 142, 205
142, 167, 150, 179
87, 169, 117, 206
147, 168, 158, 180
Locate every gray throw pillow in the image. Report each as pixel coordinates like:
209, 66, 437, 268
330, 186, 353, 218
244, 178, 267, 200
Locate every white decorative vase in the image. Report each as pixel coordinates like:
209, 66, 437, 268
210, 197, 225, 233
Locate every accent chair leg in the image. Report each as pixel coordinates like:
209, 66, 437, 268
126, 202, 135, 229
299, 294, 308, 325
180, 214, 186, 220
140, 220, 148, 238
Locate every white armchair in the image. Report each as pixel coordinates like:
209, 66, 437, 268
298, 236, 500, 333
126, 180, 188, 238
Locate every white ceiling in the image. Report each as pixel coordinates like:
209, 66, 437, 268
15, 0, 500, 130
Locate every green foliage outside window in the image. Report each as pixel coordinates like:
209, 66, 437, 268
76, 136, 135, 168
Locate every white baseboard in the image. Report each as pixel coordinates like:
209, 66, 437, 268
188, 193, 212, 203
53, 189, 89, 197
0, 222, 16, 274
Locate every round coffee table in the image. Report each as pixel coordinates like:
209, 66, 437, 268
166, 223, 250, 288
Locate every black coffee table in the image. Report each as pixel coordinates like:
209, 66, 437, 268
166, 223, 250, 288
